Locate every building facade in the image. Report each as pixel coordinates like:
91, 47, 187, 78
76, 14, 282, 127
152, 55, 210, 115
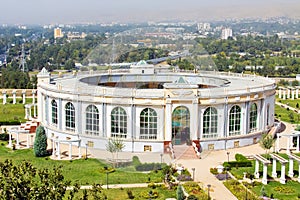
37, 64, 276, 153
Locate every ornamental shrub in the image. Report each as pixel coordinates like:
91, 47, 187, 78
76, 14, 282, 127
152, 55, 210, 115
34, 126, 48, 157
235, 153, 248, 162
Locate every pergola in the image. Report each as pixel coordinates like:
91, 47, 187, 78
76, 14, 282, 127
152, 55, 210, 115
8, 128, 33, 149
253, 154, 271, 185
24, 103, 37, 120
270, 153, 288, 184
276, 132, 300, 154
51, 136, 82, 160
288, 154, 300, 183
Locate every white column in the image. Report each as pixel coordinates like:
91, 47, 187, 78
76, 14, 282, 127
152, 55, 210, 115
22, 90, 26, 104
287, 89, 290, 99
272, 159, 277, 177
292, 90, 295, 100
296, 89, 299, 99
8, 131, 12, 147
287, 137, 291, 155
52, 140, 56, 156
280, 164, 286, 184
33, 104, 37, 118
191, 99, 198, 140
298, 163, 300, 183
57, 142, 61, 160
16, 133, 20, 148
278, 89, 282, 99
165, 101, 172, 141
255, 160, 260, 178
2, 91, 6, 105
69, 143, 72, 160
25, 106, 29, 119
262, 164, 268, 185
288, 159, 294, 177
283, 90, 286, 100
29, 107, 32, 119
12, 90, 16, 104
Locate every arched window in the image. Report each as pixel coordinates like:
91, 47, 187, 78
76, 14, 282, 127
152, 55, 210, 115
203, 107, 218, 138
86, 105, 99, 136
140, 108, 158, 139
65, 102, 75, 131
249, 103, 257, 132
229, 105, 241, 136
111, 107, 127, 138
51, 100, 58, 125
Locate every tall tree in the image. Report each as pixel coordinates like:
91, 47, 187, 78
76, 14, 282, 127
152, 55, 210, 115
34, 126, 48, 157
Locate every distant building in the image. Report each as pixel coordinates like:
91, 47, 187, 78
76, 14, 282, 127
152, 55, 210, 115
197, 23, 211, 32
54, 28, 63, 39
67, 32, 87, 40
221, 28, 233, 40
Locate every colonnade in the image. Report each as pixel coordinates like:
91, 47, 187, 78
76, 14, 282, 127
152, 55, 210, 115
275, 132, 300, 154
51, 136, 82, 160
278, 87, 300, 100
2, 89, 36, 105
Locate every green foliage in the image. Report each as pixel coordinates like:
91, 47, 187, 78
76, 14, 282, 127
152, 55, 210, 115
210, 168, 218, 175
0, 159, 78, 199
135, 162, 161, 171
176, 185, 185, 200
132, 156, 141, 166
224, 179, 260, 200
0, 133, 9, 141
126, 189, 134, 199
187, 195, 199, 200
33, 126, 48, 157
259, 134, 275, 153
273, 186, 295, 194
223, 161, 252, 168
235, 153, 248, 161
140, 190, 159, 199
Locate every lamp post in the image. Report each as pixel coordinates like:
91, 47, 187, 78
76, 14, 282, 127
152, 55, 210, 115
160, 153, 163, 169
227, 151, 230, 163
226, 151, 230, 180
192, 168, 195, 181
106, 171, 109, 189
207, 184, 211, 200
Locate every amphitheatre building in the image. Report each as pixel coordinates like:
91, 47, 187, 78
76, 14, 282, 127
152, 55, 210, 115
37, 62, 276, 154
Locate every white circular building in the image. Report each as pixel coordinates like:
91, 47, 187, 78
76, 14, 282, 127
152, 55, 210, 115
37, 62, 276, 154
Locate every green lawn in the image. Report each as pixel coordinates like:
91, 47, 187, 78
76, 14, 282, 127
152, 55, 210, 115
275, 104, 300, 124
0, 142, 163, 185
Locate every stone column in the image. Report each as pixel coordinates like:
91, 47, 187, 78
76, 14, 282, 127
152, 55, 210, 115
262, 164, 268, 185
57, 142, 61, 160
278, 89, 282, 99
280, 164, 286, 184
287, 89, 291, 99
287, 136, 291, 155
33, 104, 36, 118
296, 89, 299, 99
165, 100, 172, 141
292, 90, 295, 100
12, 90, 16, 104
283, 90, 286, 100
22, 90, 26, 104
255, 160, 260, 178
272, 159, 277, 177
288, 159, 294, 177
16, 133, 20, 148
2, 90, 6, 105
297, 136, 300, 153
25, 106, 29, 119
8, 131, 12, 147
52, 140, 56, 156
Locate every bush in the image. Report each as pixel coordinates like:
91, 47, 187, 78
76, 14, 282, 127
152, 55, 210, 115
126, 189, 134, 199
210, 168, 218, 175
177, 174, 192, 181
33, 126, 48, 157
135, 163, 161, 171
0, 121, 21, 126
0, 133, 9, 141
223, 161, 252, 168
235, 153, 248, 162
132, 156, 141, 166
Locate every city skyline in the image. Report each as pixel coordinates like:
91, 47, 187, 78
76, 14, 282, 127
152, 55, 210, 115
1, 0, 300, 24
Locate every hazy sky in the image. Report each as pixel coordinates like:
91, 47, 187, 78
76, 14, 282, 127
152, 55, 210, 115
1, 0, 299, 24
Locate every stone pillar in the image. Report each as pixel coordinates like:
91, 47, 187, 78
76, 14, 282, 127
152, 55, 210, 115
255, 160, 260, 178
280, 164, 286, 184
272, 159, 277, 177
297, 136, 300, 153
292, 90, 295, 100
287, 89, 291, 99
22, 90, 26, 104
287, 137, 291, 155
16, 133, 20, 148
262, 164, 268, 185
69, 143, 72, 160
296, 89, 299, 99
12, 90, 16, 104
8, 131, 12, 147
283, 90, 286, 100
57, 142, 61, 160
32, 90, 35, 104
33, 104, 36, 118
288, 159, 294, 177
165, 100, 172, 141
2, 90, 6, 105
25, 106, 29, 119
52, 140, 56, 156
278, 89, 282, 99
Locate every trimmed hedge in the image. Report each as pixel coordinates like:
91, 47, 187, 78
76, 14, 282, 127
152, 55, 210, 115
135, 163, 161, 171
224, 161, 252, 168
0, 121, 21, 126
235, 153, 248, 162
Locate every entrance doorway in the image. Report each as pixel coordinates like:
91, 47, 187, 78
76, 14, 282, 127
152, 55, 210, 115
172, 106, 190, 145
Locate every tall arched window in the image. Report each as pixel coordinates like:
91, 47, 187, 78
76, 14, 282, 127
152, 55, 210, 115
203, 107, 218, 138
51, 100, 58, 125
65, 102, 75, 131
86, 105, 99, 136
111, 107, 127, 138
229, 105, 241, 136
249, 103, 258, 132
140, 108, 158, 139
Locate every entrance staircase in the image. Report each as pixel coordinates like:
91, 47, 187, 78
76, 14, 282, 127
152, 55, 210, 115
173, 145, 199, 160
20, 120, 39, 133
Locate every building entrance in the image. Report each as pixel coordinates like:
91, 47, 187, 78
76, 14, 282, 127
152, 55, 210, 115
172, 106, 190, 145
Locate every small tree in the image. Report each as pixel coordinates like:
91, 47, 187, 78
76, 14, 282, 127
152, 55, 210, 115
260, 134, 274, 154
34, 126, 48, 157
176, 185, 185, 200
